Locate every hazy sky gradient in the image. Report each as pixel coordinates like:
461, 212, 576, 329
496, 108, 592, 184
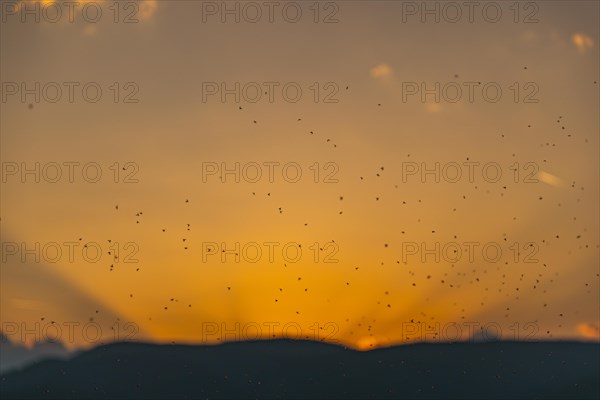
1, 0, 598, 350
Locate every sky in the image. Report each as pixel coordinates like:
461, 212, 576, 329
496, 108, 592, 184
0, 0, 598, 351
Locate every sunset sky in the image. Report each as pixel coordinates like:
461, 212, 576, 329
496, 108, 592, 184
1, 0, 598, 351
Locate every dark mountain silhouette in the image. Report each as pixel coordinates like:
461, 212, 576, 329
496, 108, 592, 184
0, 332, 72, 373
0, 231, 140, 373
1, 340, 598, 399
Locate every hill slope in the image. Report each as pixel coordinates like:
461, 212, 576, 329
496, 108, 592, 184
1, 340, 598, 399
